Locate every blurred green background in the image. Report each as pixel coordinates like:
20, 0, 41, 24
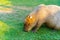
0, 0, 60, 40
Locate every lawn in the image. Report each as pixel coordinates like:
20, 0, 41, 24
0, 0, 60, 40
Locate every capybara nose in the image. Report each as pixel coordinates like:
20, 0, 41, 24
24, 29, 29, 32
24, 27, 29, 32
24, 24, 28, 32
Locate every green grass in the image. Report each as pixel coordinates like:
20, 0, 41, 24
10, 0, 60, 6
0, 0, 60, 40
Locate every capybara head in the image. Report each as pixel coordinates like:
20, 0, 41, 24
24, 14, 37, 32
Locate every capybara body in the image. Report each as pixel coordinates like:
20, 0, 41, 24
24, 4, 60, 32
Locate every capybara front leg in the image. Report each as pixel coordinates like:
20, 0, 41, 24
32, 20, 43, 32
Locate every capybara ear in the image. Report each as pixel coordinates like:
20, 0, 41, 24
37, 4, 46, 9
38, 4, 45, 7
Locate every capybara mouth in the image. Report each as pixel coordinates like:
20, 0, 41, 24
24, 26, 34, 32
24, 23, 31, 32
24, 21, 37, 32
24, 24, 35, 32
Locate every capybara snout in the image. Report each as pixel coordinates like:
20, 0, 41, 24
24, 14, 37, 32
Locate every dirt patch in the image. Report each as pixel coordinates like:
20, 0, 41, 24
0, 6, 13, 13
12, 6, 33, 10
0, 6, 33, 13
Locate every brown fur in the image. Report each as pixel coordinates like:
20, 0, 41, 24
24, 4, 60, 32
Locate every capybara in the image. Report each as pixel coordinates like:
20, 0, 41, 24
24, 4, 60, 32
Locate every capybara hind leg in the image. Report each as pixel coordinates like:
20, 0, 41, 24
54, 26, 60, 30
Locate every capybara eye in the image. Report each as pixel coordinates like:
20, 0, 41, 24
28, 16, 32, 19
29, 16, 32, 19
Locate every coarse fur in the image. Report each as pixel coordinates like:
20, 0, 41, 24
24, 4, 60, 32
